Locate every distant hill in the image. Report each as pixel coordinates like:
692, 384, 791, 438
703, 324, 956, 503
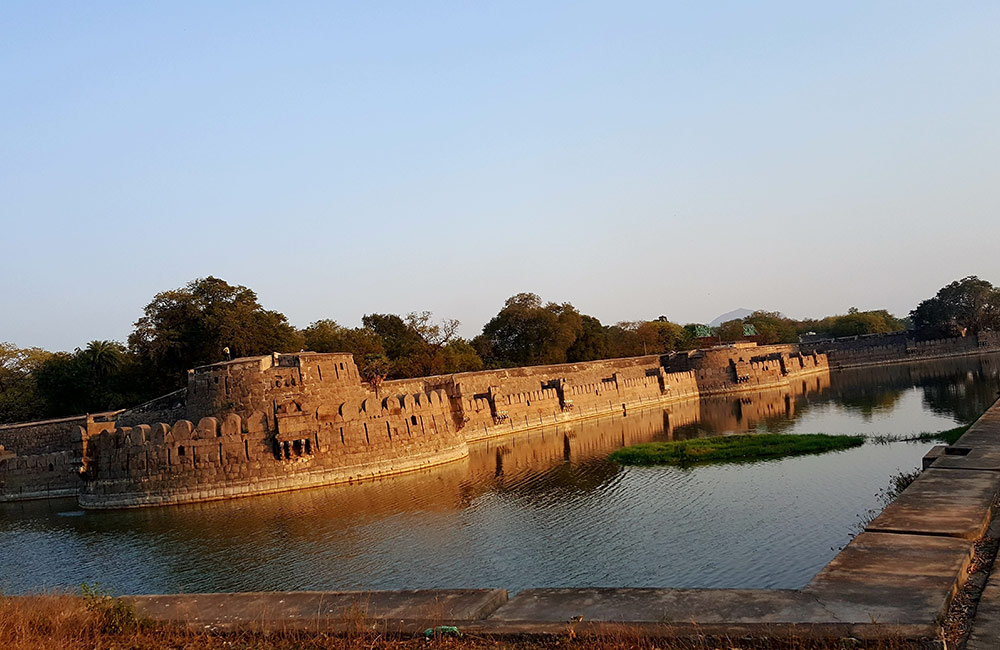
708, 308, 754, 327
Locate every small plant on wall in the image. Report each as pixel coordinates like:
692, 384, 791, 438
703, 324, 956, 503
360, 354, 390, 396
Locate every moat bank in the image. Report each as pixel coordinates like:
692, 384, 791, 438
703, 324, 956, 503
2, 353, 998, 596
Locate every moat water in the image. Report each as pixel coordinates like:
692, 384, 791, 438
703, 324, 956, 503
3, 354, 1000, 596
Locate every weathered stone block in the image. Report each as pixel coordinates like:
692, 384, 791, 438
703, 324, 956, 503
220, 414, 241, 437
171, 420, 194, 440
196, 417, 219, 439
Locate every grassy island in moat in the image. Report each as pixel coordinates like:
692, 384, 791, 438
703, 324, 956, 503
609, 433, 866, 466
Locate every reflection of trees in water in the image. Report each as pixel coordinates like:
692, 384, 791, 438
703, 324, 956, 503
921, 373, 1000, 423
794, 354, 1000, 424
483, 408, 683, 498
815, 364, 913, 421
666, 354, 1000, 437
828, 390, 904, 421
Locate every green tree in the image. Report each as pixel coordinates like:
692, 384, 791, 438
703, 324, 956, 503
716, 319, 746, 342
439, 339, 484, 374
605, 321, 644, 358
743, 311, 799, 344
478, 293, 584, 367
829, 311, 901, 337
911, 276, 1000, 338
129, 277, 303, 391
0, 343, 51, 423
79, 340, 125, 379
358, 353, 390, 395
640, 318, 690, 353
303, 320, 386, 358
34, 341, 147, 417
566, 315, 609, 362
33, 351, 89, 416
404, 311, 466, 376
799, 309, 904, 338
357, 311, 479, 378
361, 313, 426, 362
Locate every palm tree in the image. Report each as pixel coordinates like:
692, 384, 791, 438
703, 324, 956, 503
81, 340, 124, 379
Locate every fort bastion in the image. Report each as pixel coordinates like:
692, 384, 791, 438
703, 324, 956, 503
1, 343, 830, 508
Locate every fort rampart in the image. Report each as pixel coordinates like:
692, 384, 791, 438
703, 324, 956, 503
3, 343, 828, 507
0, 412, 117, 501
802, 330, 1000, 368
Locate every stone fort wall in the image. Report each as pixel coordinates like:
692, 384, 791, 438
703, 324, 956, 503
77, 345, 828, 508
78, 353, 465, 509
802, 331, 1000, 368
2, 343, 829, 508
0, 412, 118, 502
0, 412, 118, 457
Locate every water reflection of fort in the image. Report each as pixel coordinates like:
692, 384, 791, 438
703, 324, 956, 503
473, 370, 834, 477
825, 353, 1000, 424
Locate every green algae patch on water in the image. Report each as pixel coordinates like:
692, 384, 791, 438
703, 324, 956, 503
609, 433, 866, 466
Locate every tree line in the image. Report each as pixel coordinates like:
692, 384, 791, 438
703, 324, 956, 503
2, 275, 998, 424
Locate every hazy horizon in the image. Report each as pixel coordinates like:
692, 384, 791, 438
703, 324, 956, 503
3, 2, 998, 351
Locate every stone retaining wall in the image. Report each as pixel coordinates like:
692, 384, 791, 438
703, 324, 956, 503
0, 412, 118, 501
1, 344, 828, 506
0, 411, 116, 457
0, 448, 81, 502
803, 331, 1000, 368
77, 345, 827, 508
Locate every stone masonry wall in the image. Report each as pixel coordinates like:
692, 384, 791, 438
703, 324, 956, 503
116, 389, 187, 428
0, 412, 119, 502
77, 346, 830, 508
0, 449, 82, 502
79, 353, 465, 509
802, 331, 1000, 368
417, 355, 702, 442
2, 415, 87, 457
665, 346, 828, 395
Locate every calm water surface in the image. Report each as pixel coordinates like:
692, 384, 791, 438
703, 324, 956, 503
3, 355, 1000, 595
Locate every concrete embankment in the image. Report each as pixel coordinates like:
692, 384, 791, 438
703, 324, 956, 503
122, 396, 1000, 641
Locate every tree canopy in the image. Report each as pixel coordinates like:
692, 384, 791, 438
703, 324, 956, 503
306, 312, 481, 380
0, 343, 51, 423
475, 294, 695, 366
797, 308, 904, 338
475, 293, 585, 367
910, 276, 1000, 338
128, 276, 304, 390
0, 275, 993, 425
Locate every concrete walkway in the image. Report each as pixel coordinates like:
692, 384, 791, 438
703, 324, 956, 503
954, 404, 1000, 649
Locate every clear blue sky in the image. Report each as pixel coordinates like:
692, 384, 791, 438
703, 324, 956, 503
2, 1, 998, 351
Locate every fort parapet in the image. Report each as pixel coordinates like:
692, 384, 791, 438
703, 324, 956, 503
802, 330, 1000, 368
2, 344, 829, 508
0, 411, 117, 501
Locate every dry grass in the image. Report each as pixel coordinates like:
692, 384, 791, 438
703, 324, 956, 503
0, 594, 932, 650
